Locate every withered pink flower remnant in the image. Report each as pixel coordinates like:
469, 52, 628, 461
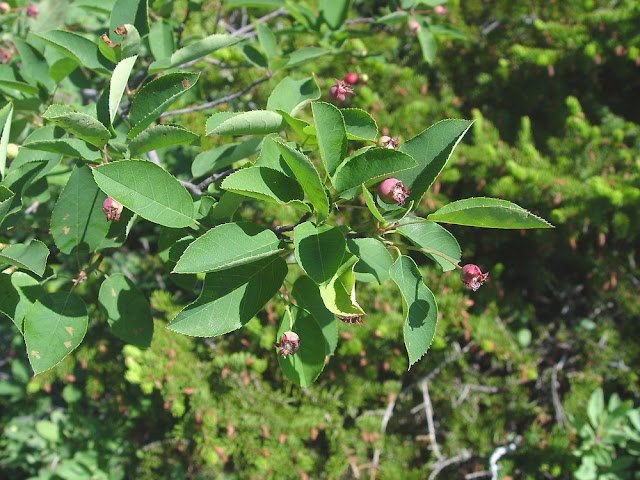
461, 264, 489, 292
102, 197, 123, 222
329, 78, 355, 101
26, 5, 38, 18
378, 178, 409, 205
274, 331, 300, 358
378, 135, 400, 150
337, 315, 365, 325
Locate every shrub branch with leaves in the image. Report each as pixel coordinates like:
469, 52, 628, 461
0, 0, 552, 385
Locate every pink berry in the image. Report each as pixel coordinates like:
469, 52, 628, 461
434, 5, 447, 16
0, 3, 10, 14
345, 72, 358, 85
26, 5, 38, 18
273, 331, 300, 358
102, 197, 123, 222
378, 178, 409, 205
461, 264, 489, 292
408, 20, 421, 35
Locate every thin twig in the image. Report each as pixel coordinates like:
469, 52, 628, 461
428, 450, 472, 480
369, 390, 399, 480
551, 353, 568, 429
420, 380, 444, 462
162, 74, 272, 116
269, 212, 312, 234
179, 168, 237, 196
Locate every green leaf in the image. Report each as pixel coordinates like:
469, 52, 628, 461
292, 275, 337, 355
389, 256, 438, 368
92, 160, 194, 228
276, 110, 313, 144
2, 272, 46, 333
109, 0, 149, 39
397, 119, 473, 202
221, 166, 306, 206
0, 273, 19, 328
128, 72, 199, 139
417, 24, 437, 64
226, 0, 286, 5
312, 102, 347, 176
167, 255, 287, 337
21, 139, 101, 161
0, 161, 47, 224
342, 108, 378, 141
206, 110, 284, 136
43, 105, 111, 148
0, 102, 12, 178
0, 79, 38, 95
346, 237, 393, 284
192, 137, 262, 178
109, 55, 137, 125
277, 305, 326, 386
361, 184, 385, 223
51, 165, 108, 255
240, 43, 269, 69
398, 218, 461, 271
427, 197, 554, 229
24, 292, 88, 375
148, 34, 242, 74
319, 0, 350, 30
273, 140, 329, 221
0, 186, 15, 228
33, 30, 112, 74
173, 222, 282, 274
129, 124, 198, 156
48, 57, 79, 84
588, 388, 605, 428
294, 222, 346, 284
257, 23, 277, 59
98, 273, 153, 347
332, 148, 417, 194
119, 24, 142, 61
430, 24, 466, 39
285, 47, 329, 67
0, 240, 50, 277
266, 76, 321, 116
149, 19, 175, 61
319, 254, 365, 317
13, 38, 55, 92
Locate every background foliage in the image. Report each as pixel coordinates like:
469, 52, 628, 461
1, 0, 639, 479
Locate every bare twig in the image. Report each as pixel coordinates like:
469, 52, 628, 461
428, 450, 472, 480
179, 168, 237, 196
162, 74, 272, 116
420, 380, 444, 462
369, 390, 399, 480
269, 212, 311, 234
489, 438, 520, 480
551, 353, 568, 429
465, 471, 492, 479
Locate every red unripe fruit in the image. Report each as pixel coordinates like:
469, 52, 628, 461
461, 264, 489, 291
345, 72, 358, 85
378, 178, 409, 205
408, 20, 421, 35
26, 5, 38, 18
102, 197, 123, 222
0, 3, 9, 14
